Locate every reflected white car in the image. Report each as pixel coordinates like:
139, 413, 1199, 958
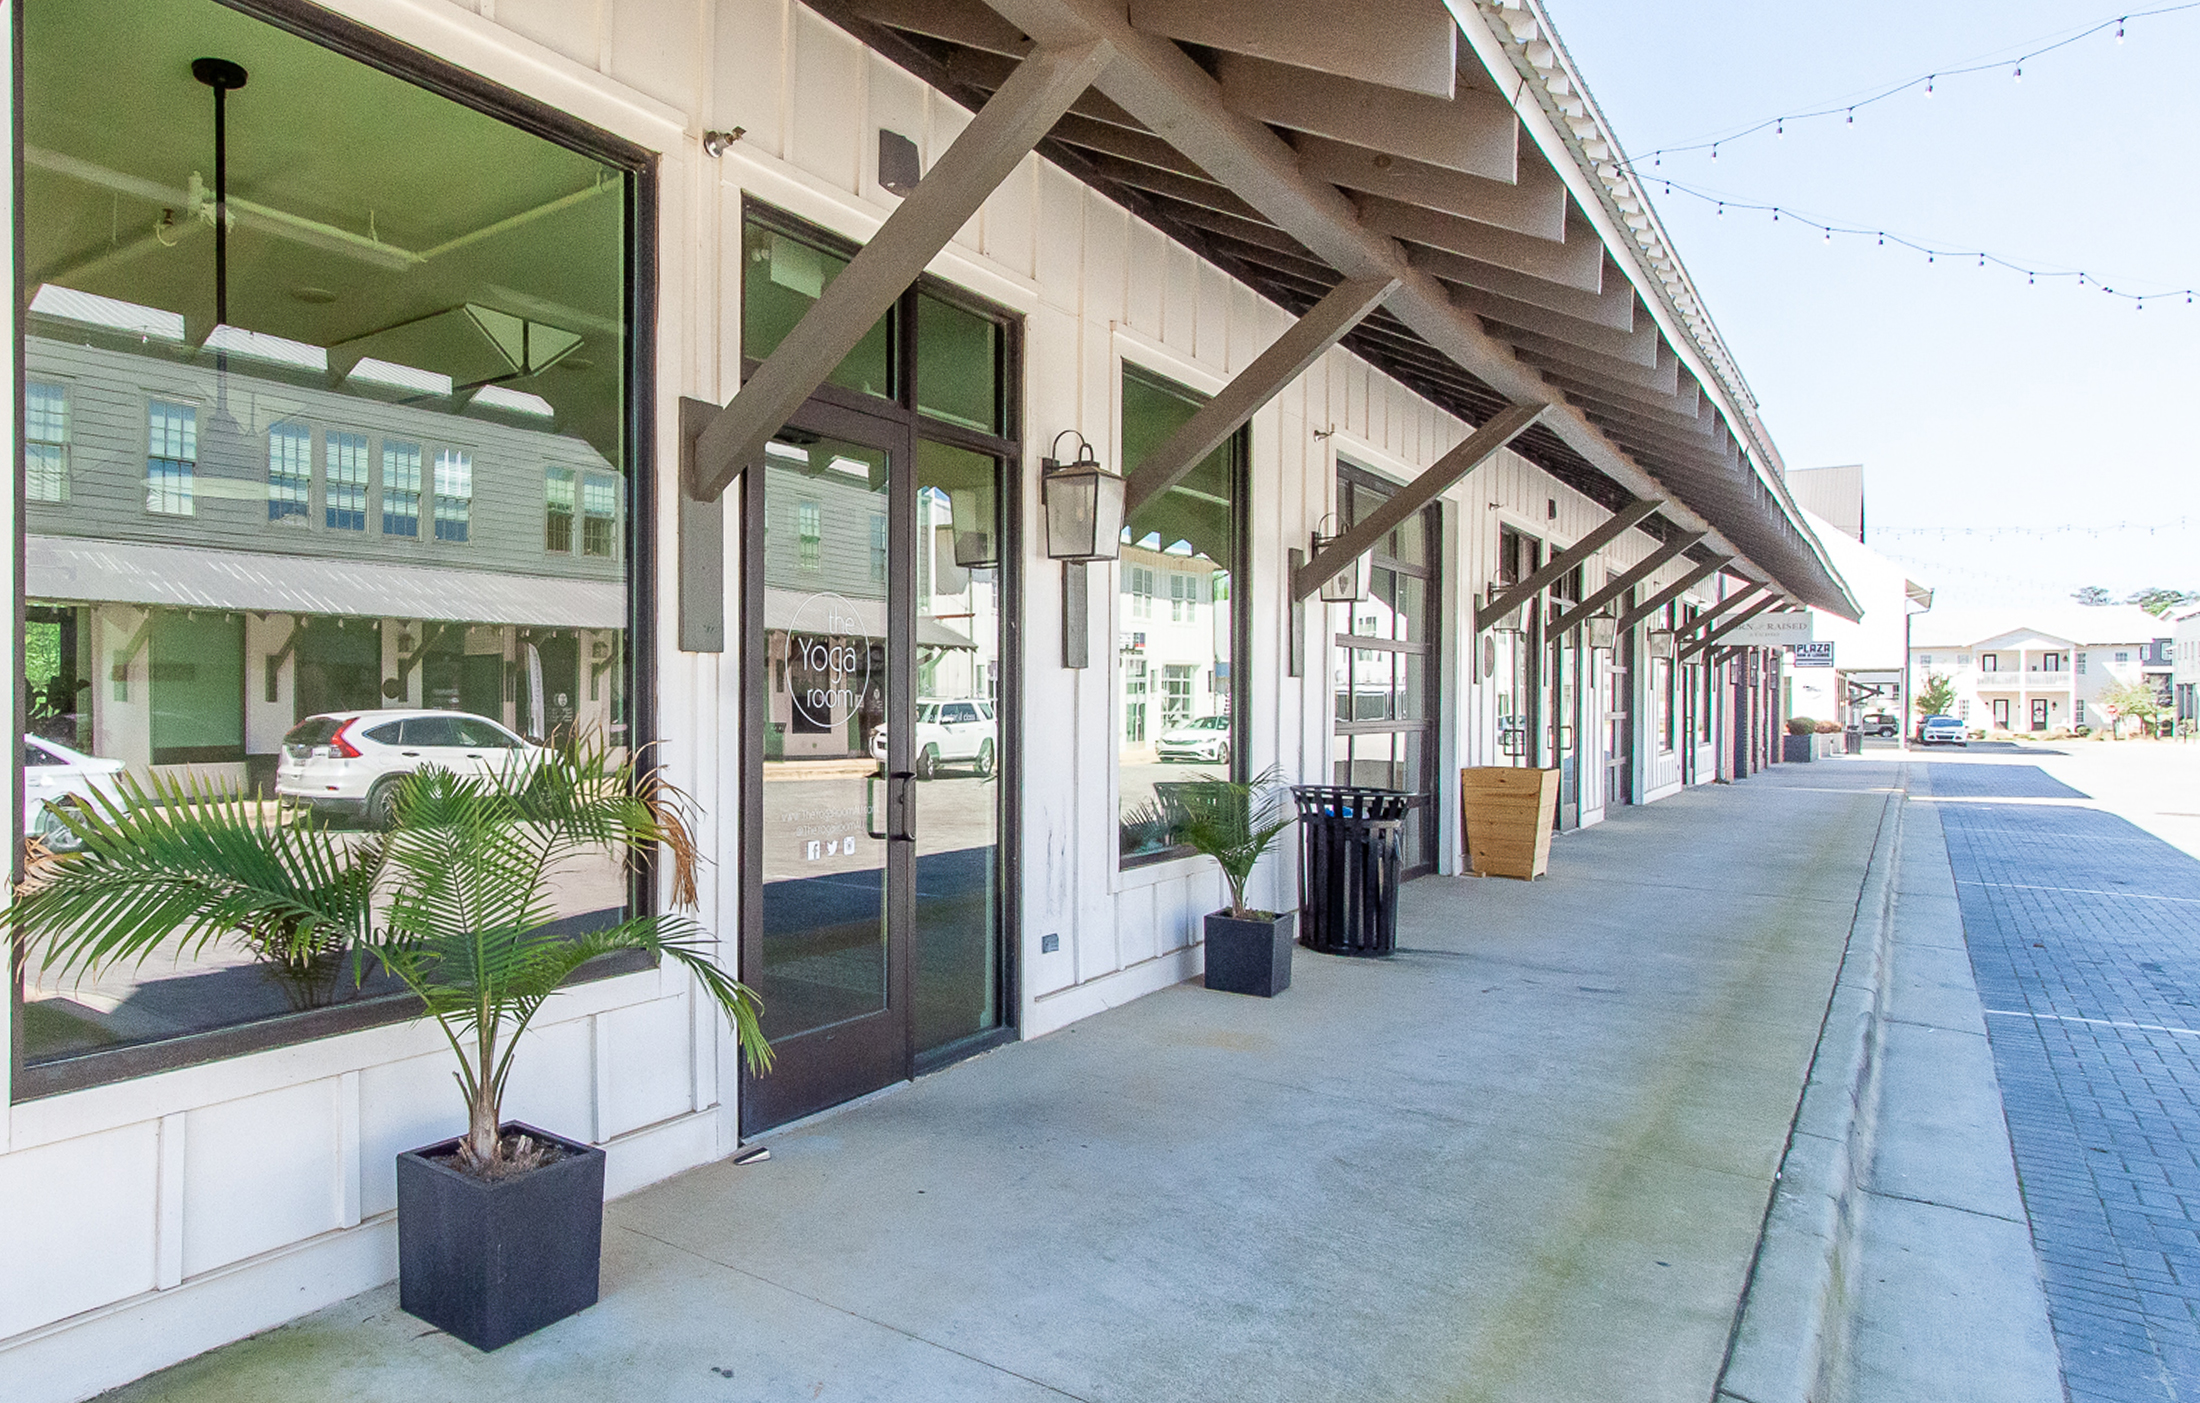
23, 734, 128, 851
1155, 715, 1231, 764
277, 709, 541, 827
869, 698, 996, 779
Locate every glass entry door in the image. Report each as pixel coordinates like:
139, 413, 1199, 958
742, 403, 1006, 1134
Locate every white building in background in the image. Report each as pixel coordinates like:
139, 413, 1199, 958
1775, 472, 1931, 730
2173, 609, 2200, 731
1909, 605, 2171, 734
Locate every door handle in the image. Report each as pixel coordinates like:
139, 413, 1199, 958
889, 770, 917, 843
866, 774, 888, 841
401, 751, 421, 757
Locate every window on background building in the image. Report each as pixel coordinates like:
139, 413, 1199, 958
798, 501, 822, 569
1958, 653, 1970, 666
27, 380, 70, 501
1979, 652, 1997, 671
1920, 654, 1933, 669
1127, 565, 1155, 618
326, 431, 368, 530
383, 440, 423, 537
1117, 365, 1244, 866
1960, 700, 1971, 720
1169, 573, 1197, 622
545, 466, 575, 551
582, 474, 618, 558
2077, 652, 2087, 673
433, 449, 472, 542
146, 399, 197, 515
2115, 651, 2130, 665
16, 0, 638, 1093
268, 421, 311, 522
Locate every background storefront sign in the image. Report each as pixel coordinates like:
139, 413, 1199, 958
1723, 612, 1816, 647
1791, 641, 1835, 668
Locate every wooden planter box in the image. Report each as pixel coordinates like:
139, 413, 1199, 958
1461, 767, 1559, 880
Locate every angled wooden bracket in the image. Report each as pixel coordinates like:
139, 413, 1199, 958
1124, 275, 1399, 517
1548, 530, 1706, 636
1474, 496, 1663, 631
1681, 596, 1783, 660
1293, 401, 1544, 603
1612, 556, 1731, 633
1675, 580, 1766, 639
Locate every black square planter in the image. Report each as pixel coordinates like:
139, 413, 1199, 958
1204, 909, 1296, 997
395, 1121, 606, 1351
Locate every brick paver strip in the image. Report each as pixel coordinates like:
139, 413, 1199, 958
1930, 761, 2200, 1403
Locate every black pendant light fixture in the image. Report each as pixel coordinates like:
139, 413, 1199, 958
193, 57, 253, 479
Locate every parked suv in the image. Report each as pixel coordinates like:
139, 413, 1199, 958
277, 709, 540, 827
1862, 712, 1899, 738
869, 698, 996, 779
1916, 715, 1968, 747
1155, 714, 1232, 765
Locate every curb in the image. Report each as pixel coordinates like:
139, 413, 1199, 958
1713, 772, 1905, 1403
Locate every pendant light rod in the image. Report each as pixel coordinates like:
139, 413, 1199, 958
192, 58, 249, 329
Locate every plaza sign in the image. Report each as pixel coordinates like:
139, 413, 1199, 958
1790, 641, 1835, 668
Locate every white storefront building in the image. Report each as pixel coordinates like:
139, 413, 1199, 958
3, 2, 1854, 1398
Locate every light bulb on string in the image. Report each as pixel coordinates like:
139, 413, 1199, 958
1978, 254, 1985, 268
2013, 65, 2022, 82
1711, 144, 1718, 161
1846, 107, 1854, 124
1926, 75, 1935, 97
2117, 18, 2125, 41
1772, 208, 1779, 222
1716, 202, 1724, 218
1777, 119, 1785, 138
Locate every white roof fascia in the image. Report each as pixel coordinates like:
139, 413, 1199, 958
1450, 0, 1852, 609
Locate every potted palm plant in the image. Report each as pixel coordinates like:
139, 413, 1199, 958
1165, 767, 1299, 997
15, 738, 768, 1351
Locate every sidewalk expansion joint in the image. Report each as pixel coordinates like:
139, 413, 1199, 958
615, 1224, 1097, 1402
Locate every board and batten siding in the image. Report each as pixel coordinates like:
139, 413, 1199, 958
3, 3, 1734, 1399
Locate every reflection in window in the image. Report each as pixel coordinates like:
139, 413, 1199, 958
798, 501, 822, 570
383, 440, 423, 537
433, 449, 472, 543
870, 513, 888, 582
326, 431, 368, 530
546, 466, 575, 551
1118, 366, 1242, 866
27, 381, 70, 502
18, 0, 635, 1087
742, 217, 893, 399
268, 421, 312, 522
582, 474, 618, 558
146, 399, 197, 515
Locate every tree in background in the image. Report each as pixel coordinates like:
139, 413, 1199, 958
2127, 587, 2193, 617
2072, 585, 2113, 606
1914, 672, 1957, 720
2095, 677, 2164, 738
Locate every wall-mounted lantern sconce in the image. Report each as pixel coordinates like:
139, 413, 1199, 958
1042, 432, 1125, 672
1310, 516, 1371, 604
1587, 613, 1618, 651
1041, 432, 1125, 563
1648, 629, 1677, 660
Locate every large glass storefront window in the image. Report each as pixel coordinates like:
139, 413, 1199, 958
1117, 367, 1245, 866
16, 0, 640, 1089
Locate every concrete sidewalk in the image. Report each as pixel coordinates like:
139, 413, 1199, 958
105, 767, 1902, 1403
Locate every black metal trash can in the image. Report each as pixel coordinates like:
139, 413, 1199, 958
1292, 786, 1410, 957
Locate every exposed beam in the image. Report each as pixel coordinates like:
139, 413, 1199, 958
1675, 580, 1766, 637
1131, 0, 1458, 99
1214, 53, 1512, 179
1681, 595, 1783, 660
1502, 329, 1678, 393
1358, 194, 1601, 293
1048, 110, 1208, 177
1084, 154, 1267, 222
1549, 531, 1707, 635
688, 40, 1114, 501
1412, 245, 1632, 330
853, 0, 1033, 55
1292, 401, 1545, 601
1295, 135, 1564, 241
1613, 556, 1732, 632
1475, 496, 1664, 630
1125, 275, 1400, 515
1461, 288, 1656, 366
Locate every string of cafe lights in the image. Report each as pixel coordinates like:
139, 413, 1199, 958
1875, 518, 2195, 541
1617, 3, 2200, 171
1644, 174, 2196, 309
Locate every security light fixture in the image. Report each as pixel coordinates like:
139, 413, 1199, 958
1040, 432, 1125, 563
702, 128, 745, 158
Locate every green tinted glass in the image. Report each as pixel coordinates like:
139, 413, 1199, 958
915, 293, 1000, 433
742, 220, 894, 399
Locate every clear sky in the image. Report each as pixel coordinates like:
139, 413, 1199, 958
1542, 1, 2200, 612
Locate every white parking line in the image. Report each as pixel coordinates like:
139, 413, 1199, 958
1955, 879, 2200, 905
1985, 1008, 2200, 1039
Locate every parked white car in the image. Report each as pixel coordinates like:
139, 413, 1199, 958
23, 734, 127, 850
277, 710, 540, 827
1916, 715, 1968, 747
1155, 714, 1232, 765
869, 698, 996, 779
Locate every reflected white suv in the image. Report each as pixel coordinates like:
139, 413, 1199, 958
277, 709, 540, 827
869, 698, 996, 779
